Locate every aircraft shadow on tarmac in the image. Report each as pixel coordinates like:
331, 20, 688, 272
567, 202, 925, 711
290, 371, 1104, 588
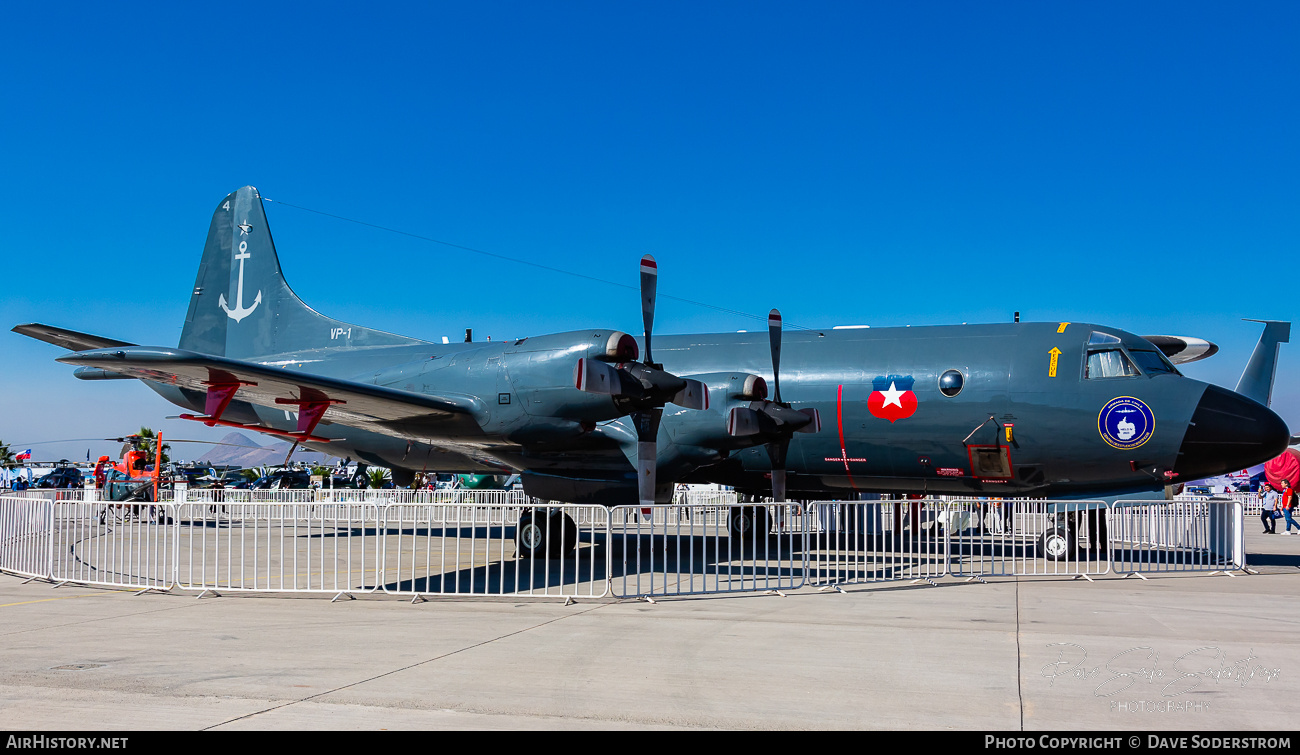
163, 518, 1244, 593
298, 526, 812, 594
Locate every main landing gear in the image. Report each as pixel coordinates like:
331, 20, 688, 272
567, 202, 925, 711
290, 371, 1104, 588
515, 508, 578, 559
727, 504, 772, 550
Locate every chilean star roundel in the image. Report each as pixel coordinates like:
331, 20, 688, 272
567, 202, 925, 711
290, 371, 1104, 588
867, 374, 918, 423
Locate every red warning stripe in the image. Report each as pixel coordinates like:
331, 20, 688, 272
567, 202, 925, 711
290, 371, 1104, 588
837, 384, 858, 490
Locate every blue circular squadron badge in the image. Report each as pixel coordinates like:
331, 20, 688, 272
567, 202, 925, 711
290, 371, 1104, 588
1098, 396, 1155, 450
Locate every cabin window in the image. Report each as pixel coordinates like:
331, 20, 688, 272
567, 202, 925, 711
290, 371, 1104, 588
1085, 349, 1140, 378
1088, 331, 1122, 345
1128, 349, 1179, 375
938, 369, 964, 397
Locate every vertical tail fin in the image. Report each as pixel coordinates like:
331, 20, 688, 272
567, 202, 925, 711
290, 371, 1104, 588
179, 186, 425, 359
1235, 319, 1290, 406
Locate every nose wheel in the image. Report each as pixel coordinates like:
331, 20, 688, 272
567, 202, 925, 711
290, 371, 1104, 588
1040, 514, 1075, 561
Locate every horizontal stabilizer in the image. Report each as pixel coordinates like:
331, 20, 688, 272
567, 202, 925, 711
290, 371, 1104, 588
12, 323, 134, 352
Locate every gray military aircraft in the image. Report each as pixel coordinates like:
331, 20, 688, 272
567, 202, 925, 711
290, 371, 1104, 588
14, 186, 1291, 554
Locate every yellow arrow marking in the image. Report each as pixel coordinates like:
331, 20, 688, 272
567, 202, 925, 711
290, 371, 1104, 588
1057, 322, 1069, 333
1048, 347, 1062, 377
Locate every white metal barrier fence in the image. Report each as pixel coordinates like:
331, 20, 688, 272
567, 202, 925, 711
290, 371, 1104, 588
0, 496, 53, 579
943, 501, 1112, 578
1109, 500, 1244, 574
379, 503, 608, 598
51, 501, 175, 590
0, 495, 1252, 598
174, 502, 381, 595
807, 500, 948, 584
608, 503, 806, 598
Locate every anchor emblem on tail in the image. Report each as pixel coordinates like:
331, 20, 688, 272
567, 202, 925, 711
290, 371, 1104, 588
219, 229, 262, 323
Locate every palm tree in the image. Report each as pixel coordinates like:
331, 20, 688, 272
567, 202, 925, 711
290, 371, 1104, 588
367, 468, 392, 489
135, 427, 170, 466
240, 467, 265, 483
0, 440, 13, 466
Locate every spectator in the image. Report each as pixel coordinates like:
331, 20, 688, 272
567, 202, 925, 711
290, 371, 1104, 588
1281, 479, 1298, 535
1260, 483, 1279, 534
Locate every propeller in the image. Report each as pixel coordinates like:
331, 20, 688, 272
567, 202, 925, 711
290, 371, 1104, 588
573, 254, 709, 507
724, 308, 821, 502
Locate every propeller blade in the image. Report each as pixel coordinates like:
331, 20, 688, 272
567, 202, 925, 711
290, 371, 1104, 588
771, 469, 787, 503
640, 255, 657, 365
638, 441, 656, 507
633, 407, 663, 507
574, 357, 623, 395
671, 378, 709, 410
766, 437, 789, 502
768, 309, 782, 404
796, 407, 822, 434
727, 406, 762, 437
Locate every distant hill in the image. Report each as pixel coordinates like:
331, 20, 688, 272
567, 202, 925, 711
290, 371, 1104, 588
192, 432, 337, 468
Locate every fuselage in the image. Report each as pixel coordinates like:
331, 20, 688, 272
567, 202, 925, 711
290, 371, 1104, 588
143, 320, 1288, 502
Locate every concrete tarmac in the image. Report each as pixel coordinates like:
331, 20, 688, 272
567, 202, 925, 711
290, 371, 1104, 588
1, 530, 1298, 731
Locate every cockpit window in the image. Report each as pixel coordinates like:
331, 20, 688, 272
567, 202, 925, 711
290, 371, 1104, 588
1128, 349, 1179, 375
1085, 349, 1140, 378
1088, 331, 1122, 345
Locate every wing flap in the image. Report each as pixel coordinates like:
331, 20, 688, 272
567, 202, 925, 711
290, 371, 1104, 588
56, 347, 480, 438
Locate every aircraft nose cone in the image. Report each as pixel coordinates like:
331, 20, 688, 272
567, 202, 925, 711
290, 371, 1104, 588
1173, 384, 1290, 480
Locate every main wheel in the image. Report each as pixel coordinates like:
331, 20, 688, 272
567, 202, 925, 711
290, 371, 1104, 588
516, 511, 549, 559
728, 506, 770, 548
1040, 519, 1074, 561
548, 510, 578, 555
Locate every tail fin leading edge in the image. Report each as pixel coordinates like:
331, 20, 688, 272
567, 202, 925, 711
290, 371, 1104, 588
179, 187, 424, 359
1235, 319, 1290, 407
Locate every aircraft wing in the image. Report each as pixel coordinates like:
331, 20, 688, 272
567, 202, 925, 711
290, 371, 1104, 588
13, 323, 135, 352
55, 346, 482, 442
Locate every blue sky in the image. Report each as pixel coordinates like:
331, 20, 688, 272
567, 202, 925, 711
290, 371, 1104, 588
1, 2, 1296, 463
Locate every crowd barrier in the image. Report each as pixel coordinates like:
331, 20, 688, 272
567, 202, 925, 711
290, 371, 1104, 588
1109, 499, 1244, 575
379, 502, 609, 599
0, 496, 52, 579
0, 494, 1250, 600
175, 502, 380, 595
608, 503, 805, 598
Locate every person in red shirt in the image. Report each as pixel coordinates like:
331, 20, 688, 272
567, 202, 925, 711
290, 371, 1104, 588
1281, 479, 1298, 534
